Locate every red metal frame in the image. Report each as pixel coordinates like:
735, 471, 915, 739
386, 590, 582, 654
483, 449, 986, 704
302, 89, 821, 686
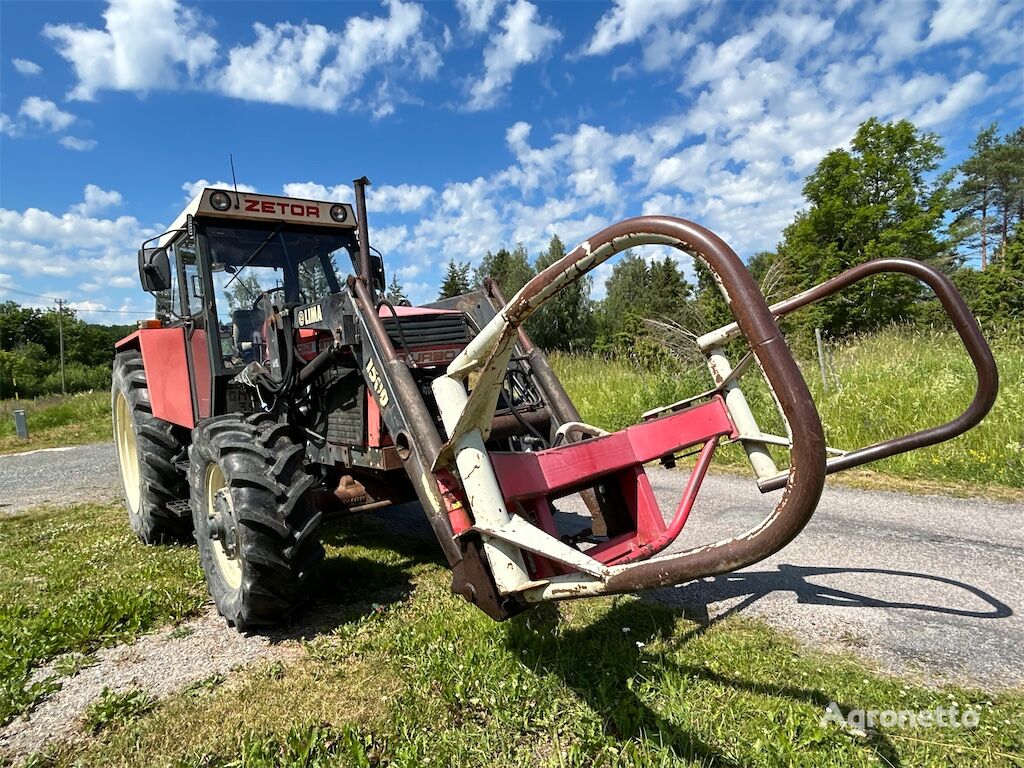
489, 397, 735, 575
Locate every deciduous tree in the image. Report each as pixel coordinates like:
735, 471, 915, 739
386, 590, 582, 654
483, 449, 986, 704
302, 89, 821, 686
775, 118, 950, 337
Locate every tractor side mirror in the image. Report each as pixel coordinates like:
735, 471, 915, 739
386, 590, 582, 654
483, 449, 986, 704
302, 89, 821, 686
138, 247, 171, 293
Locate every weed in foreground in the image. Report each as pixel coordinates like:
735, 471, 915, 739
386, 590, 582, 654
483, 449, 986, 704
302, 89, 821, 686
82, 688, 157, 735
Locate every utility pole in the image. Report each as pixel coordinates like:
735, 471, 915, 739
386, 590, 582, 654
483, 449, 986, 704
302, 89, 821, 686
56, 298, 67, 394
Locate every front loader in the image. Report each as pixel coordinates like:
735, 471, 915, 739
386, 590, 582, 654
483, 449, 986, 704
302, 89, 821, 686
112, 177, 998, 629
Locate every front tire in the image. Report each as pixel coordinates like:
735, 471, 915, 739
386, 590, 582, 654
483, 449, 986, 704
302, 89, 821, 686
111, 349, 191, 544
189, 413, 324, 630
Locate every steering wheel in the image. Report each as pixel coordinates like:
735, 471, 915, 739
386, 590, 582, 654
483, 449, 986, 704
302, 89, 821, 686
250, 286, 309, 311
251, 286, 287, 312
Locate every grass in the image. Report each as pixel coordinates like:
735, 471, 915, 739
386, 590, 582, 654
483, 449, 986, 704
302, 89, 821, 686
0, 391, 110, 455
0, 502, 206, 724
552, 326, 1024, 493
81, 688, 157, 735
10, 503, 1022, 767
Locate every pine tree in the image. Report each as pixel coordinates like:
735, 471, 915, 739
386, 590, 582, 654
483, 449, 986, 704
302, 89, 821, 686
438, 259, 471, 299
386, 274, 409, 304
647, 256, 692, 318
595, 251, 649, 348
951, 124, 1000, 270
989, 126, 1024, 267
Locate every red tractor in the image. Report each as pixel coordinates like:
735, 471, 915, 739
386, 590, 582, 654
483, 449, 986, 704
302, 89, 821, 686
113, 178, 998, 630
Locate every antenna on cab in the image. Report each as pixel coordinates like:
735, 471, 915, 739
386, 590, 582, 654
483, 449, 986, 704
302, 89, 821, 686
229, 153, 241, 209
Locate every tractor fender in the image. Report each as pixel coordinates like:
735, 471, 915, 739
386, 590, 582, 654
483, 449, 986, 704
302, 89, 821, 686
115, 328, 194, 428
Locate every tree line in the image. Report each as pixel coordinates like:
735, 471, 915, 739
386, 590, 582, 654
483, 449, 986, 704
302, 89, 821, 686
411, 117, 1022, 355
0, 303, 134, 398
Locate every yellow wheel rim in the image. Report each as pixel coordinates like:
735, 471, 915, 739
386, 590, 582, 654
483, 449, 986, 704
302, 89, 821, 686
114, 392, 141, 515
206, 463, 242, 590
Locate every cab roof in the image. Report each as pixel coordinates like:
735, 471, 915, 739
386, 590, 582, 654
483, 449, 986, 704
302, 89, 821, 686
159, 188, 356, 247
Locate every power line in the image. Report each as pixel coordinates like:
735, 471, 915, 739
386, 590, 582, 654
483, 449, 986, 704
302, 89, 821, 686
2, 286, 147, 315
1, 286, 63, 302
56, 298, 66, 394
67, 307, 147, 315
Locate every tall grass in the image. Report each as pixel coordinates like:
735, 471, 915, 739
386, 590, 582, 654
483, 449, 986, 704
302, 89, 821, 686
552, 326, 1023, 489
0, 390, 110, 453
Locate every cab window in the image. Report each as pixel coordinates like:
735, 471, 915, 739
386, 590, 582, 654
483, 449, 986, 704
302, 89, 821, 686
174, 235, 202, 317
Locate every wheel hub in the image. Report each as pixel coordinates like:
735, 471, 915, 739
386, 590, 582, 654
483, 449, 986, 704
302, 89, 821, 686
209, 489, 239, 559
205, 463, 243, 590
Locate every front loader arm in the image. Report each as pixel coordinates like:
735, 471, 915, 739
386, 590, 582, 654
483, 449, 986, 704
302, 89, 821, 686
427, 215, 998, 606
430, 215, 830, 602
349, 214, 996, 614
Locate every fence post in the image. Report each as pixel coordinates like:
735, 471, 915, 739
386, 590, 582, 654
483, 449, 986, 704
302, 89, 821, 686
814, 328, 829, 394
13, 409, 29, 440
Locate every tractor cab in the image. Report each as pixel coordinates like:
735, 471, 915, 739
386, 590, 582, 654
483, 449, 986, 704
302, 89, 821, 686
131, 188, 378, 423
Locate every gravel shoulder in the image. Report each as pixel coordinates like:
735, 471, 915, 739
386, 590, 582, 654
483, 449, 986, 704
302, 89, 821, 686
0, 443, 121, 514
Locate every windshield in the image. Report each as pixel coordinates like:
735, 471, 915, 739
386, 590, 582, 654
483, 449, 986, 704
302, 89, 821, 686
205, 222, 351, 309
203, 222, 353, 370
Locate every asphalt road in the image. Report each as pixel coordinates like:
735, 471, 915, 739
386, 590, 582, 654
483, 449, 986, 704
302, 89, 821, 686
2, 442, 1021, 689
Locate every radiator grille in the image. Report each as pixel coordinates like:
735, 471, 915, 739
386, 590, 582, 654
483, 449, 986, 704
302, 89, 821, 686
380, 312, 470, 349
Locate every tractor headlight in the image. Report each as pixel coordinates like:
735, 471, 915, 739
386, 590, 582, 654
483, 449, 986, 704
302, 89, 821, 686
210, 191, 232, 211
329, 204, 348, 222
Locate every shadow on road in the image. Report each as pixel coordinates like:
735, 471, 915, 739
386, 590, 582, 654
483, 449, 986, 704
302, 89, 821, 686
651, 564, 1013, 626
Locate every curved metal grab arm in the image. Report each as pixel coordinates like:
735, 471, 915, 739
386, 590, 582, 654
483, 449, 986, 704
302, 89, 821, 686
433, 216, 829, 599
748, 258, 999, 491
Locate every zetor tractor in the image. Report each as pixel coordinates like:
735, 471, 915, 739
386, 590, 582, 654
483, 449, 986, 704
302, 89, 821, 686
113, 178, 998, 630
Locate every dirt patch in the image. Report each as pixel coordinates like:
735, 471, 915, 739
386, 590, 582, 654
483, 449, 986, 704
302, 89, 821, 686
0, 606, 299, 762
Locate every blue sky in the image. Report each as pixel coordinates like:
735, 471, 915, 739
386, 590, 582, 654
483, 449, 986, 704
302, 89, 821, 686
1, 0, 1021, 322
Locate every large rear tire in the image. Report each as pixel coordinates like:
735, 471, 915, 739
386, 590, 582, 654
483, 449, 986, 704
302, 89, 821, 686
189, 413, 324, 630
111, 349, 191, 544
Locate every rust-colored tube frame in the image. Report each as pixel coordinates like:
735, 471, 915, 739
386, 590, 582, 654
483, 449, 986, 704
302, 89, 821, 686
435, 215, 829, 599
704, 259, 998, 492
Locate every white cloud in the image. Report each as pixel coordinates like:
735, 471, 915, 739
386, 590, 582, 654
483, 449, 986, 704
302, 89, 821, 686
370, 184, 434, 212
466, 0, 561, 110
926, 0, 997, 46
0, 187, 159, 288
584, 0, 695, 56
279, 181, 432, 212
281, 182, 342, 201
18, 97, 75, 132
39, 0, 442, 117
182, 179, 257, 200
455, 0, 502, 33
59, 136, 98, 151
218, 0, 439, 113
370, 225, 409, 255
0, 114, 19, 137
12, 58, 42, 75
913, 71, 987, 128
44, 0, 218, 100
72, 185, 123, 216
860, 0, 929, 65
